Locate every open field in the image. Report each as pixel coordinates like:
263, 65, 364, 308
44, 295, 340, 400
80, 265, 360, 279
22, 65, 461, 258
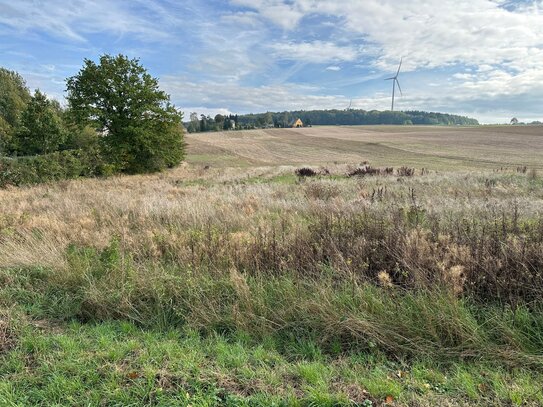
2, 126, 543, 406
187, 125, 543, 170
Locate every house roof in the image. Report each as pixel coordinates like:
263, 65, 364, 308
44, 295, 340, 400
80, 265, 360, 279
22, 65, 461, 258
289, 118, 303, 125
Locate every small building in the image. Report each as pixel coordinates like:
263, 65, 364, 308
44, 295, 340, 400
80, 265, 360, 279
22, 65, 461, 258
291, 118, 303, 128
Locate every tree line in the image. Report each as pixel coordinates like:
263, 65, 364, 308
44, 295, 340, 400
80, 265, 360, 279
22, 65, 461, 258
237, 109, 479, 128
0, 55, 185, 186
185, 109, 478, 134
186, 113, 239, 133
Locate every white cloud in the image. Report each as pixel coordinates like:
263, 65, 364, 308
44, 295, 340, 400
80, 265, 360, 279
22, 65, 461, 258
230, 0, 543, 120
238, 0, 543, 71
270, 41, 358, 63
162, 76, 343, 113
230, 0, 306, 29
0, 0, 175, 42
2, 0, 542, 123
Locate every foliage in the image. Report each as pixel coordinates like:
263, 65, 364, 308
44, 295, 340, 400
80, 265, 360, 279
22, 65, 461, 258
0, 68, 31, 153
237, 109, 479, 128
188, 113, 238, 133
66, 54, 185, 173
187, 109, 479, 133
295, 167, 318, 177
12, 90, 67, 155
0, 149, 105, 187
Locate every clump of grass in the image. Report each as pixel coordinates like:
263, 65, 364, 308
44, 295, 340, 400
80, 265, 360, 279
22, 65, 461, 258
0, 310, 17, 355
304, 182, 341, 201
348, 165, 383, 177
397, 166, 415, 176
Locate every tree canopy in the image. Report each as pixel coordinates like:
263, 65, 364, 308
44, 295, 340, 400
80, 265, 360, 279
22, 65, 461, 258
235, 109, 479, 128
13, 90, 67, 155
66, 54, 185, 173
0, 68, 31, 153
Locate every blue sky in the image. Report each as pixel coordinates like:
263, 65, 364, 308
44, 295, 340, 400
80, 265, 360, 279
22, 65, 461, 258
1, 0, 542, 123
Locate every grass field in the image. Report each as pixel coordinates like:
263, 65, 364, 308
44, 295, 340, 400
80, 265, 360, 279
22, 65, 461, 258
2, 125, 543, 406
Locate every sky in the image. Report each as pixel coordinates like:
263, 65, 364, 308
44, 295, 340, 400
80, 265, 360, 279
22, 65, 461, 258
1, 0, 543, 123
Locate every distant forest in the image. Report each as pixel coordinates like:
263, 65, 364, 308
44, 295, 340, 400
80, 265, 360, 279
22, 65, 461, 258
186, 109, 479, 132
239, 109, 480, 127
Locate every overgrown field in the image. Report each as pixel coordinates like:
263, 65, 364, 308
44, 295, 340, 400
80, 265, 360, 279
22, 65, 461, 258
1, 126, 543, 406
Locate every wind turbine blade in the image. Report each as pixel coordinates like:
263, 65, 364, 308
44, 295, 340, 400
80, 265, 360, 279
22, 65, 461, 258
395, 58, 403, 77
385, 77, 395, 80
395, 79, 403, 96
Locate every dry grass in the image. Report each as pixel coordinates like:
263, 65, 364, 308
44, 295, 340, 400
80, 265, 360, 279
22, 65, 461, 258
1, 158, 542, 306
1, 159, 542, 271
186, 125, 543, 170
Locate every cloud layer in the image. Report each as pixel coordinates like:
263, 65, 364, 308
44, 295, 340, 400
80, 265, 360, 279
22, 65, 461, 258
0, 0, 542, 122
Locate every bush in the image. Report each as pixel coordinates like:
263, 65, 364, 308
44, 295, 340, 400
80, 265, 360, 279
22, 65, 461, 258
0, 149, 104, 187
295, 167, 318, 177
348, 165, 382, 177
304, 182, 341, 201
397, 166, 415, 176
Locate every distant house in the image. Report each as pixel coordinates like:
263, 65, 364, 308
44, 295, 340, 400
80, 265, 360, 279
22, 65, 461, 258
291, 118, 303, 128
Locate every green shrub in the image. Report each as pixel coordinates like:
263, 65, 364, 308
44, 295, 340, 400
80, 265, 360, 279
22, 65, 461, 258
0, 149, 105, 187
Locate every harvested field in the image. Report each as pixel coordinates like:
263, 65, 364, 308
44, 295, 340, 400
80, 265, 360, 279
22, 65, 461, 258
186, 125, 543, 170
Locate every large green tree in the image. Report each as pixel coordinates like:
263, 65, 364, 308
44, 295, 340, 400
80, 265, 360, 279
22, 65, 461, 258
13, 90, 67, 156
0, 68, 31, 154
66, 54, 184, 173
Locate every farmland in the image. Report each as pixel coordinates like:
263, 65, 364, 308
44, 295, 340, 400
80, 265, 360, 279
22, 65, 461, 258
1, 125, 543, 406
187, 125, 543, 170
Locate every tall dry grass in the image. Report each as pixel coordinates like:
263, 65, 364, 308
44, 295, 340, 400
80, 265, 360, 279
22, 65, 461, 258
1, 164, 543, 365
1, 165, 541, 299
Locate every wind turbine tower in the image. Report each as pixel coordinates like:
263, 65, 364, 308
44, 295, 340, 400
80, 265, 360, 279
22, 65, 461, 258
385, 58, 403, 111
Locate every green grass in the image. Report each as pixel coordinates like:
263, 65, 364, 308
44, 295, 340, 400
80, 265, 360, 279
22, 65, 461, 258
2, 248, 543, 405
2, 317, 543, 406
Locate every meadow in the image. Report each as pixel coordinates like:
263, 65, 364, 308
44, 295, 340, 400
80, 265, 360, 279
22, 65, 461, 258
1, 125, 543, 406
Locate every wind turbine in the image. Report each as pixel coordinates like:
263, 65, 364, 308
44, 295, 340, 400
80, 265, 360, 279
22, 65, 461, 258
385, 58, 403, 111
347, 99, 352, 110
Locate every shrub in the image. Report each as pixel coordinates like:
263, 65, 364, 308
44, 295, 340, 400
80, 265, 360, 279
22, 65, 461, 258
0, 149, 104, 187
295, 167, 318, 177
397, 166, 415, 176
348, 165, 382, 177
